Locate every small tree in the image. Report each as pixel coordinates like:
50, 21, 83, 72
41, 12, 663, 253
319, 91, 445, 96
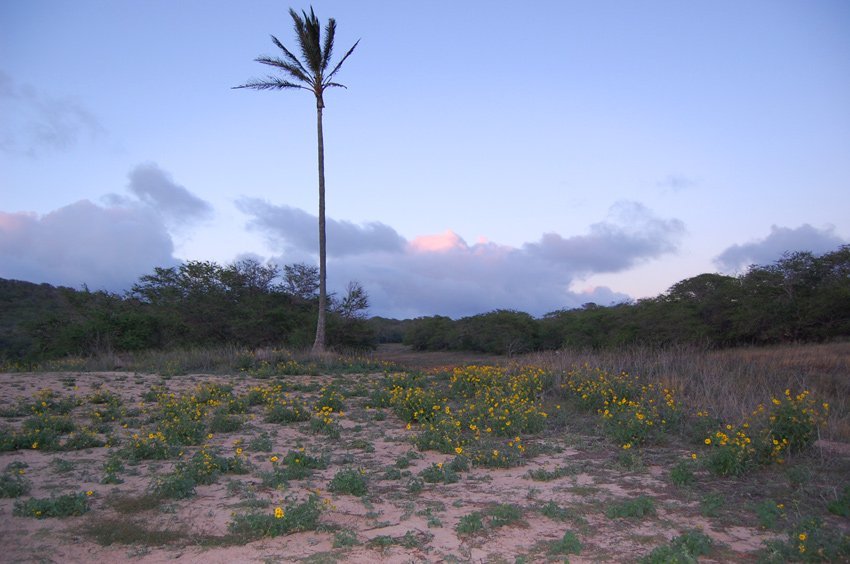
334, 281, 369, 319
282, 263, 320, 301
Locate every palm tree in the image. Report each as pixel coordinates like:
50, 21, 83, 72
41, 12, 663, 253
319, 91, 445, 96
235, 7, 358, 354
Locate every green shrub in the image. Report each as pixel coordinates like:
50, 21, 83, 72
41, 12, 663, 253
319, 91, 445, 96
228, 495, 322, 539
14, 492, 90, 518
419, 462, 459, 484
549, 530, 582, 555
328, 468, 368, 497
456, 511, 485, 535
827, 485, 850, 518
669, 459, 696, 487
605, 496, 656, 519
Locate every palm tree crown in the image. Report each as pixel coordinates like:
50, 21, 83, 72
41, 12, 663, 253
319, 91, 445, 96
235, 7, 359, 108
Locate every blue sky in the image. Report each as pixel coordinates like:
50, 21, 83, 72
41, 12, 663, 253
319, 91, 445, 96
2, 1, 849, 318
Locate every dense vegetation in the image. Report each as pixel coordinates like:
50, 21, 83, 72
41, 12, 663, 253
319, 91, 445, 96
400, 246, 850, 355
1, 246, 848, 362
0, 259, 373, 363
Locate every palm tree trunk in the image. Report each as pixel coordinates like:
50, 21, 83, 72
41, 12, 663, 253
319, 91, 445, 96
312, 103, 327, 354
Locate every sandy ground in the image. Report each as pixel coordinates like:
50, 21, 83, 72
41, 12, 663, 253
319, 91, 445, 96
0, 370, 843, 563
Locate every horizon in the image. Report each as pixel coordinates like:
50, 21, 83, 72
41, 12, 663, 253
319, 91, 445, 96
2, 1, 849, 319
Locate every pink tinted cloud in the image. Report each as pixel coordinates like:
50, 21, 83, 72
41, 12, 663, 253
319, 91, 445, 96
408, 229, 468, 253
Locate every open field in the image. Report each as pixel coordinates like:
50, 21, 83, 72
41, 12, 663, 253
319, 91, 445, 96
0, 346, 848, 562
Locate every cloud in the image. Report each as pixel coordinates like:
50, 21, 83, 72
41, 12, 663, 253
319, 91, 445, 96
237, 197, 406, 256
523, 201, 686, 274
657, 174, 698, 192
715, 224, 847, 272
1, 163, 212, 291
0, 71, 104, 156
127, 163, 213, 224
240, 200, 683, 318
0, 201, 177, 291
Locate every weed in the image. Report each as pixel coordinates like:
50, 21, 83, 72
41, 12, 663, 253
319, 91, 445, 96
641, 529, 713, 563
265, 399, 311, 424
761, 516, 850, 562
456, 511, 485, 535
208, 409, 243, 433
333, 529, 360, 547
406, 477, 424, 494
700, 493, 724, 518
419, 462, 459, 484
14, 492, 90, 518
229, 494, 322, 539
488, 503, 524, 528
827, 485, 850, 517
754, 499, 785, 530
549, 530, 582, 555
526, 465, 575, 482
669, 459, 696, 487
0, 463, 30, 497
328, 468, 368, 497
249, 431, 274, 452
310, 414, 341, 439
605, 496, 656, 519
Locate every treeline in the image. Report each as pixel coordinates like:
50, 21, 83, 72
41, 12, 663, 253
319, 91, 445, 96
0, 259, 373, 362
2, 246, 848, 362
399, 246, 850, 355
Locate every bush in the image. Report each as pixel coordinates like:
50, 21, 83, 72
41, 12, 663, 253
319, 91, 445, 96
14, 492, 90, 518
328, 468, 368, 497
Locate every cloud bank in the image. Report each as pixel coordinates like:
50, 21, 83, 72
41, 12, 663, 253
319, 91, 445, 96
0, 164, 210, 291
715, 224, 846, 272
238, 199, 685, 318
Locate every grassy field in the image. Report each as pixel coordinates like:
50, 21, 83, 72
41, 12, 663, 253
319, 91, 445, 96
0, 343, 848, 562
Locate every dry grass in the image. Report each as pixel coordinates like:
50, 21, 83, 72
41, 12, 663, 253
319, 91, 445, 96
522, 342, 850, 442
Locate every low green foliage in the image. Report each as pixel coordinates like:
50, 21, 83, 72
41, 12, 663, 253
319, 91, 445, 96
549, 530, 582, 555
605, 496, 656, 519
328, 467, 368, 497
265, 400, 311, 424
14, 492, 90, 518
455, 511, 485, 535
700, 492, 724, 517
754, 499, 785, 530
827, 485, 850, 518
669, 459, 696, 487
0, 462, 30, 498
761, 516, 850, 562
309, 414, 341, 439
526, 465, 576, 482
641, 529, 713, 563
488, 503, 524, 528
419, 462, 459, 484
228, 494, 322, 539
208, 409, 243, 433
333, 528, 360, 547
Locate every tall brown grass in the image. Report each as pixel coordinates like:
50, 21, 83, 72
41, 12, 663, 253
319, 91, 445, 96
524, 342, 850, 442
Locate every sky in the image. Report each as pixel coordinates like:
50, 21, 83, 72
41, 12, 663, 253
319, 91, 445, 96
2, 1, 849, 319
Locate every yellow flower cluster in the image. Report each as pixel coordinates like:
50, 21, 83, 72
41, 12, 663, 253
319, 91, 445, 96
562, 366, 679, 445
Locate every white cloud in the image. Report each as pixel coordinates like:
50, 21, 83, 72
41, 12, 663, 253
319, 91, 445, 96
0, 201, 177, 291
127, 163, 213, 224
715, 224, 846, 272
1, 163, 212, 291
237, 197, 406, 256
240, 200, 684, 318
